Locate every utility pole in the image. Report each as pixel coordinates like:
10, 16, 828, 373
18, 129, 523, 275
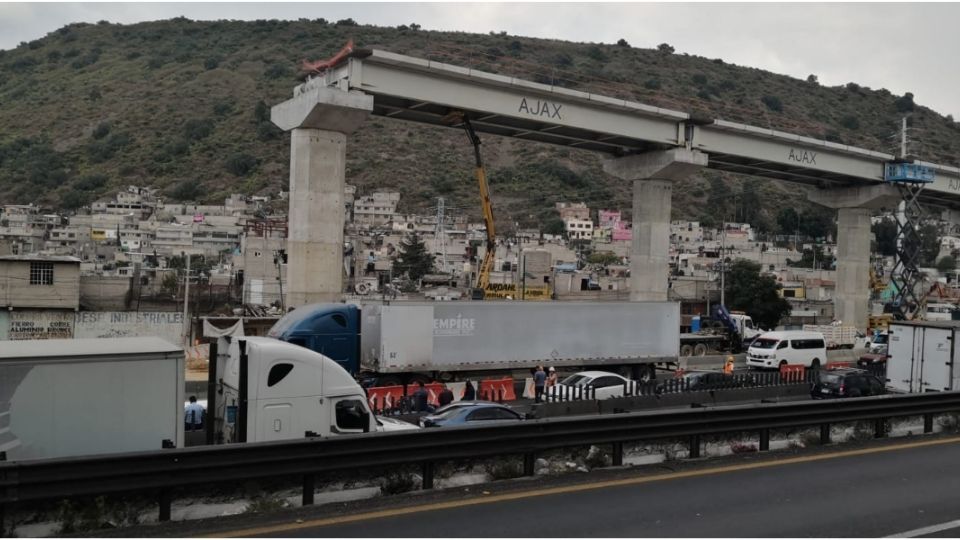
434, 197, 447, 273
720, 223, 726, 307
182, 252, 191, 347
900, 116, 908, 159
274, 249, 286, 312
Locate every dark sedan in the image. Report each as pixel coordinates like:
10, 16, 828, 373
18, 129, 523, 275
419, 401, 523, 427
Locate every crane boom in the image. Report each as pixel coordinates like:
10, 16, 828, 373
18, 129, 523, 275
460, 118, 497, 294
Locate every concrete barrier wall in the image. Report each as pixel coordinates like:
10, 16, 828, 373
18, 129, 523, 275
1, 311, 183, 346
74, 311, 183, 345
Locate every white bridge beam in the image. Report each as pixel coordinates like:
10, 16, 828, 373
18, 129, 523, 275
307, 48, 960, 208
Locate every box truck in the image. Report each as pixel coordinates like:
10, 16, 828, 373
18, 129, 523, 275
267, 301, 682, 385
0, 337, 184, 461
886, 320, 960, 393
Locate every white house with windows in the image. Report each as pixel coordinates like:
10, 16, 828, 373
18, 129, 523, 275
0, 255, 81, 310
564, 218, 594, 240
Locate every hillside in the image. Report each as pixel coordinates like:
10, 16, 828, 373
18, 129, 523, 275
1, 17, 958, 235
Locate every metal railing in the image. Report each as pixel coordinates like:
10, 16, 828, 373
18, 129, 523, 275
0, 388, 954, 526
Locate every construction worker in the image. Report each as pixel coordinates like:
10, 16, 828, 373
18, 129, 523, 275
723, 355, 735, 375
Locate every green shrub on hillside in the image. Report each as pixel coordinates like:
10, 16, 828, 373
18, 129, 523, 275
761, 95, 783, 112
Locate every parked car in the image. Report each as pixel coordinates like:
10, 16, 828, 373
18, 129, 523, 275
546, 370, 633, 400
746, 330, 827, 369
811, 368, 886, 399
659, 370, 755, 393
376, 416, 421, 432
419, 401, 524, 427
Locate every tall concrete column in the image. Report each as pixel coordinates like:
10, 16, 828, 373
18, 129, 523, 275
604, 148, 707, 301
835, 207, 872, 330
809, 184, 900, 331
272, 83, 372, 307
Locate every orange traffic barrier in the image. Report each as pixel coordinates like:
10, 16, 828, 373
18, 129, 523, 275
366, 385, 404, 413
479, 377, 516, 402
779, 364, 806, 383
422, 383, 445, 406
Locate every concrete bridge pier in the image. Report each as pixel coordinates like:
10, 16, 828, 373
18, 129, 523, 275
604, 149, 708, 301
808, 184, 900, 331
271, 85, 372, 308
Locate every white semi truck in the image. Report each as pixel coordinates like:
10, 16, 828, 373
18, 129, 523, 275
0, 337, 185, 461
886, 320, 960, 393
267, 301, 683, 385
211, 336, 417, 445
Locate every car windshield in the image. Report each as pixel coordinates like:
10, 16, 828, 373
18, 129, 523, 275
818, 372, 844, 384
560, 374, 590, 387
751, 338, 779, 349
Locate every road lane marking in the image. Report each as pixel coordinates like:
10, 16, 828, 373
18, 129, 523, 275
212, 435, 960, 538
887, 518, 960, 538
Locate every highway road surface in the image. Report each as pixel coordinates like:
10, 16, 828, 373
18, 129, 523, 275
206, 436, 960, 538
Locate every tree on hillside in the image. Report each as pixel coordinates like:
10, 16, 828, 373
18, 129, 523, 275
724, 259, 791, 330
918, 223, 941, 266
937, 256, 956, 274
392, 233, 435, 282
543, 217, 566, 236
872, 218, 897, 256
657, 43, 674, 54
776, 207, 800, 238
587, 251, 620, 266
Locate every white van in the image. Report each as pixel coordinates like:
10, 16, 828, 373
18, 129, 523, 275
746, 331, 827, 370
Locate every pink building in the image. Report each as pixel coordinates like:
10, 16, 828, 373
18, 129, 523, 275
612, 221, 632, 241
598, 210, 621, 228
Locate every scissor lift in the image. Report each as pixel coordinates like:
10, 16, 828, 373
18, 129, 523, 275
885, 162, 935, 320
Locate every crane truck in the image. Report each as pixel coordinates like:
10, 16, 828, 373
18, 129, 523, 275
678, 305, 762, 356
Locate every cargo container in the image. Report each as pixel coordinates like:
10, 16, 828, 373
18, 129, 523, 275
268, 301, 681, 384
886, 320, 960, 393
0, 337, 184, 460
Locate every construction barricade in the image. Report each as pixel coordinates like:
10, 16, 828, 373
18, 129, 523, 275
366, 385, 404, 414
479, 377, 516, 402
522, 377, 535, 399
779, 364, 806, 383
446, 381, 466, 402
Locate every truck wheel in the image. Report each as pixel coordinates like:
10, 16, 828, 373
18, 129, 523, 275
680, 344, 694, 357
693, 343, 708, 357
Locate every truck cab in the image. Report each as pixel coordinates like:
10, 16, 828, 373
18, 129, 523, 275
730, 313, 761, 342
267, 303, 361, 376
216, 336, 374, 444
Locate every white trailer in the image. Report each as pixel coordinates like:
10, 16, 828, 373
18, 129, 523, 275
0, 337, 184, 461
358, 301, 680, 379
887, 320, 960, 393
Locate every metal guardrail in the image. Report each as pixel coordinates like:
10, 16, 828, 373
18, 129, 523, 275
0, 390, 954, 526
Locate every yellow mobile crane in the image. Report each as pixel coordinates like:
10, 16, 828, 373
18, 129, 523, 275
441, 110, 498, 299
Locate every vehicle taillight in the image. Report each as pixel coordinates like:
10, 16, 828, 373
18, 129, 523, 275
839, 384, 845, 395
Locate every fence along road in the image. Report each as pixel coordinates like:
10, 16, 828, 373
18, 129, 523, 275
1, 390, 958, 529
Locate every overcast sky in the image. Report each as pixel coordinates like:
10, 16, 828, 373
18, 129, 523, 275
2, 2, 959, 119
